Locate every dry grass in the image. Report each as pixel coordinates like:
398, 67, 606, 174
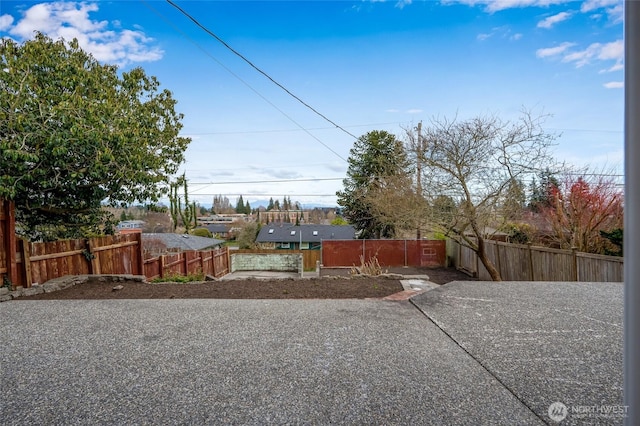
350, 255, 388, 276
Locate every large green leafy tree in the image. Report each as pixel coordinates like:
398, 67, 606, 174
336, 130, 410, 239
0, 34, 190, 240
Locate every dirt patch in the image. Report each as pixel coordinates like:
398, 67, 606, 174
20, 268, 475, 300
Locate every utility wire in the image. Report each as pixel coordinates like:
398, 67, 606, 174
188, 177, 343, 185
142, 0, 348, 162
165, 0, 358, 141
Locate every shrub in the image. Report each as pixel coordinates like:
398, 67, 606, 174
504, 222, 536, 245
191, 227, 213, 238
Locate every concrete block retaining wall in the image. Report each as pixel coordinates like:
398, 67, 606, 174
230, 253, 302, 273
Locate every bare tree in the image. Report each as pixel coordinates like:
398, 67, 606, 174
412, 111, 557, 280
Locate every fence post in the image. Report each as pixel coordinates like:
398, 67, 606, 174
159, 255, 165, 278
527, 243, 534, 281
495, 242, 502, 280
5, 200, 18, 287
404, 240, 408, 267
20, 239, 32, 287
572, 247, 578, 281
134, 232, 144, 276
88, 238, 101, 274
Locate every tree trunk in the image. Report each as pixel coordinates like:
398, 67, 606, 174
476, 237, 502, 281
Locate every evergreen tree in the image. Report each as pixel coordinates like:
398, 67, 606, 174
235, 195, 245, 214
529, 168, 559, 212
336, 130, 410, 238
267, 197, 274, 211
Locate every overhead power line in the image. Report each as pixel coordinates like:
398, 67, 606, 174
188, 177, 343, 185
142, 0, 348, 162
165, 0, 358, 142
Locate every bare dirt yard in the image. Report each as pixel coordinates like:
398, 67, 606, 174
21, 267, 475, 300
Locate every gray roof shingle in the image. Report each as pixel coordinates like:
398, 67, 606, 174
256, 224, 355, 243
142, 233, 225, 251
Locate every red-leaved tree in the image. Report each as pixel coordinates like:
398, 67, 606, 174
541, 174, 623, 254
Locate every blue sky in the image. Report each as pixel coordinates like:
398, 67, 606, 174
0, 0, 624, 208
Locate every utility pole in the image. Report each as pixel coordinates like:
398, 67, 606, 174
416, 121, 422, 240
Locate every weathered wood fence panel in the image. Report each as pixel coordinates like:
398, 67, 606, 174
233, 249, 320, 271
531, 247, 575, 281
496, 243, 531, 281
11, 233, 144, 288
454, 240, 623, 282
577, 252, 624, 282
322, 240, 447, 268
1, 198, 230, 288
143, 247, 230, 281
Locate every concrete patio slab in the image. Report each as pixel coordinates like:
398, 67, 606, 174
411, 281, 625, 425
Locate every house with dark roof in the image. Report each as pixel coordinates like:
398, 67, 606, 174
255, 224, 356, 250
142, 233, 225, 256
202, 224, 232, 239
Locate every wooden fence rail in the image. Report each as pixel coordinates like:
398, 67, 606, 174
1, 197, 232, 288
454, 240, 623, 282
143, 247, 229, 280
12, 233, 145, 288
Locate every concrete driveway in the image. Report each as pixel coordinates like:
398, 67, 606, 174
0, 281, 623, 425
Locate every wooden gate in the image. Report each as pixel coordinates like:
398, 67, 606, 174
419, 240, 446, 267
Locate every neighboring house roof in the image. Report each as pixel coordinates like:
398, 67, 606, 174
204, 224, 231, 234
256, 224, 356, 243
142, 233, 224, 252
117, 220, 145, 229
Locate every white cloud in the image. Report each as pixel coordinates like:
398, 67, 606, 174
561, 39, 623, 68
2, 1, 162, 67
447, 0, 622, 22
0, 14, 14, 31
535, 42, 575, 58
581, 0, 619, 13
395, 0, 412, 9
603, 81, 623, 89
537, 11, 572, 29
598, 39, 623, 61
476, 25, 520, 42
581, 0, 623, 23
444, 0, 571, 13
600, 62, 624, 73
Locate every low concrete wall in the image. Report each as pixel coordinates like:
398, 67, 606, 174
230, 253, 302, 273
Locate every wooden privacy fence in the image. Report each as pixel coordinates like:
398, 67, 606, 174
232, 249, 320, 271
11, 233, 144, 288
143, 247, 229, 280
453, 240, 623, 282
322, 239, 446, 268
